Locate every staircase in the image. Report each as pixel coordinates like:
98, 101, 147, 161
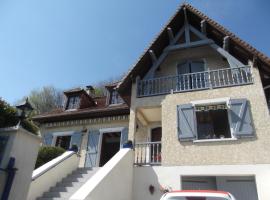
36, 167, 99, 200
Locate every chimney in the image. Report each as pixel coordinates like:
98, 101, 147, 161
85, 85, 95, 97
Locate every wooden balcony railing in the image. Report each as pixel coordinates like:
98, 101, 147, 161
134, 142, 161, 166
137, 66, 253, 97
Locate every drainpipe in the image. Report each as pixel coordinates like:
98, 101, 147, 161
1, 157, 17, 200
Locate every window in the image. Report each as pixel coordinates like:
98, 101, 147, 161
195, 104, 231, 140
110, 90, 124, 105
177, 98, 254, 142
55, 135, 71, 150
66, 96, 80, 110
177, 60, 207, 90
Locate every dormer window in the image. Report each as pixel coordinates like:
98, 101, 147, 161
66, 96, 80, 110
110, 90, 124, 105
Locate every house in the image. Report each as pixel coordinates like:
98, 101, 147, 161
29, 3, 270, 200
33, 84, 130, 168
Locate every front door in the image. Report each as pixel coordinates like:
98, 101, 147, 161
99, 132, 121, 167
151, 127, 162, 163
85, 128, 128, 168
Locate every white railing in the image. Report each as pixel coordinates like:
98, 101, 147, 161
134, 142, 161, 165
137, 66, 253, 97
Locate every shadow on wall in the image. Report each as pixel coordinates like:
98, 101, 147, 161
133, 167, 169, 200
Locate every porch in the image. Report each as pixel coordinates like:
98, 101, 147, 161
133, 107, 162, 166
137, 65, 253, 97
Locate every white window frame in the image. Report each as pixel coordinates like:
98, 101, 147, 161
190, 97, 236, 142
52, 131, 75, 148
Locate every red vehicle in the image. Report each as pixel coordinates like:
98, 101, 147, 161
160, 190, 236, 200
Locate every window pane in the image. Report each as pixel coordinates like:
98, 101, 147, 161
67, 96, 80, 109
196, 105, 231, 140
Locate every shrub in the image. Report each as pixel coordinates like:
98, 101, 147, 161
0, 98, 39, 135
35, 146, 65, 169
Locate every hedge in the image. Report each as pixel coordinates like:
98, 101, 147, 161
35, 146, 65, 169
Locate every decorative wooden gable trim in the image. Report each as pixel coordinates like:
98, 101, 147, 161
144, 11, 245, 79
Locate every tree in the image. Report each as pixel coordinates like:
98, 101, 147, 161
20, 86, 64, 115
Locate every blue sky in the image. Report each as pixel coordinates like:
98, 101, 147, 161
0, 0, 269, 104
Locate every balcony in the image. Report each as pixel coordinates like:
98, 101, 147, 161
137, 66, 253, 97
134, 141, 162, 166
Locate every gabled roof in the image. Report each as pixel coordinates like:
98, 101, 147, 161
117, 3, 270, 104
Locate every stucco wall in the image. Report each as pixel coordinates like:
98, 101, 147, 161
133, 164, 270, 200
154, 46, 230, 78
70, 149, 133, 200
0, 128, 41, 200
129, 64, 270, 165
27, 152, 79, 200
40, 119, 129, 167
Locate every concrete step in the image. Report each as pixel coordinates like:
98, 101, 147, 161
37, 167, 99, 200
43, 191, 73, 198
37, 197, 67, 200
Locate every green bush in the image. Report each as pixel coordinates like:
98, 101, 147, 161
0, 98, 39, 135
0, 98, 19, 128
35, 146, 65, 169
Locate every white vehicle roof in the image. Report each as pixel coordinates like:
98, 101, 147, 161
161, 190, 234, 200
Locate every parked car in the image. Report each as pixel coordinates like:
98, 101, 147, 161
160, 190, 236, 200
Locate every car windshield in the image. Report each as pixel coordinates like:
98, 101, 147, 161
167, 197, 229, 200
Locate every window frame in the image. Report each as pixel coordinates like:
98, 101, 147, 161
176, 59, 207, 75
109, 90, 124, 106
190, 98, 236, 142
66, 95, 81, 110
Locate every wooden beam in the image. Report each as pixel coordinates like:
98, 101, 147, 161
184, 23, 190, 43
200, 20, 206, 35
170, 27, 185, 45
223, 36, 230, 51
145, 51, 169, 79
167, 27, 174, 44
210, 43, 244, 68
149, 50, 157, 64
164, 39, 214, 52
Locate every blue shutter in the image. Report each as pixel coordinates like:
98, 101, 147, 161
229, 99, 254, 138
85, 130, 100, 168
177, 104, 196, 141
70, 132, 82, 151
43, 133, 53, 146
120, 127, 129, 148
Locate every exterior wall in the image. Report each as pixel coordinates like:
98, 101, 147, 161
133, 164, 270, 200
0, 128, 40, 200
40, 117, 129, 167
129, 64, 270, 165
27, 152, 79, 200
70, 149, 133, 200
154, 46, 230, 78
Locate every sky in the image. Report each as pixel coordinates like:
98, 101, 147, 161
0, 0, 269, 104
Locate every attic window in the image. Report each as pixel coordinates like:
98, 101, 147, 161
66, 96, 80, 110
110, 90, 124, 105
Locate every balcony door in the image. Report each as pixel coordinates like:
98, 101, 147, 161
150, 127, 162, 164
177, 60, 207, 90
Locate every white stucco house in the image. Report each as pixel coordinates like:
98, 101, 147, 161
27, 3, 270, 200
